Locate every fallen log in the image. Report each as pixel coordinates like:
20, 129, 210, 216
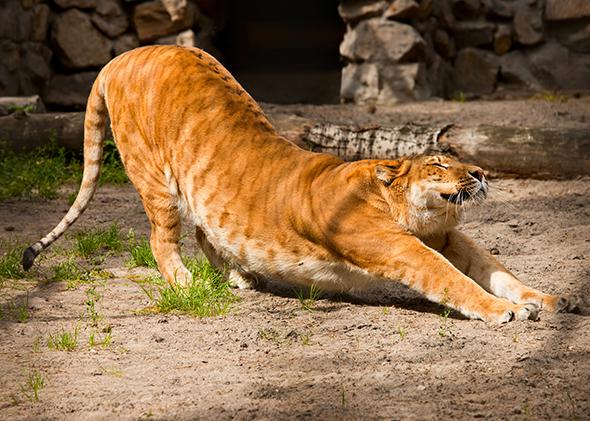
302, 123, 590, 178
1, 112, 589, 179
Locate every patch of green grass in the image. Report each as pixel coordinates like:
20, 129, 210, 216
99, 138, 128, 184
295, 284, 323, 311
127, 232, 157, 269
0, 244, 26, 282
19, 370, 45, 403
75, 223, 123, 258
47, 326, 79, 351
8, 104, 37, 113
438, 288, 454, 337
146, 258, 237, 317
258, 327, 282, 343
452, 90, 467, 103
0, 136, 127, 202
0, 138, 80, 201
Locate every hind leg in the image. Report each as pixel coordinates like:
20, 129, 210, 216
127, 166, 192, 287
195, 226, 259, 289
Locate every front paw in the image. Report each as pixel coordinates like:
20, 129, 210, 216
487, 303, 539, 324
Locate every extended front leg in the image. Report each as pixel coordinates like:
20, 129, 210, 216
432, 230, 579, 312
344, 233, 538, 323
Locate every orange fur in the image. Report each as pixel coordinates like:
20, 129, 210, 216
23, 46, 579, 323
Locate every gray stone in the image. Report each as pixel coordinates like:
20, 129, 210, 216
0, 40, 51, 97
433, 29, 455, 58
481, 0, 513, 18
133, 0, 194, 41
454, 47, 499, 94
162, 0, 187, 21
0, 40, 21, 96
384, 0, 420, 20
176, 29, 195, 47
514, 3, 543, 45
338, 0, 387, 23
546, 0, 590, 21
340, 19, 426, 63
54, 0, 97, 9
451, 21, 495, 48
0, 1, 33, 42
52, 9, 112, 68
32, 4, 50, 41
493, 24, 512, 55
341, 62, 429, 104
427, 53, 455, 98
91, 0, 128, 37
500, 50, 542, 89
432, 0, 455, 28
113, 34, 139, 56
550, 21, 590, 53
526, 41, 590, 90
44, 71, 98, 109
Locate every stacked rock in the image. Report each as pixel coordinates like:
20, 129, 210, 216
339, 0, 590, 104
0, 0, 219, 110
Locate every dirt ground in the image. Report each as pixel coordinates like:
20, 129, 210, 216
0, 174, 588, 420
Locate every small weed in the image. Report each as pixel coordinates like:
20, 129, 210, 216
19, 370, 45, 403
75, 223, 123, 258
89, 330, 112, 349
381, 306, 391, 315
147, 258, 237, 317
299, 333, 312, 346
85, 286, 102, 327
0, 244, 26, 281
127, 232, 157, 268
452, 90, 466, 103
50, 258, 99, 289
99, 365, 123, 377
8, 104, 36, 113
100, 138, 128, 184
47, 326, 79, 351
533, 90, 569, 102
296, 284, 323, 311
258, 327, 282, 343
32, 337, 42, 353
438, 288, 453, 337
397, 325, 407, 340
16, 302, 29, 323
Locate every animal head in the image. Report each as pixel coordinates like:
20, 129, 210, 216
373, 155, 488, 235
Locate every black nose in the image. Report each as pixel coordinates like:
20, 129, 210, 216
469, 169, 484, 181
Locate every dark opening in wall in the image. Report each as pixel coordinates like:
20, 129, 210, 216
216, 0, 345, 104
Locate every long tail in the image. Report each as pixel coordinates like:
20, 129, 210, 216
22, 72, 109, 270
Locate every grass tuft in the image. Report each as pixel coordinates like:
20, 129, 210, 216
75, 223, 123, 258
295, 284, 323, 311
144, 258, 237, 317
47, 326, 79, 351
127, 232, 157, 268
0, 244, 25, 282
19, 370, 45, 403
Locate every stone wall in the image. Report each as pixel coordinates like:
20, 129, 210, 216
0, 0, 220, 110
339, 0, 590, 104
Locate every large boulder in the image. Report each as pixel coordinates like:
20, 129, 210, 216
161, 0, 188, 21
0, 2, 49, 43
338, 0, 387, 23
499, 51, 542, 90
52, 9, 112, 68
526, 41, 590, 90
451, 21, 495, 48
91, 0, 128, 38
340, 19, 426, 63
44, 71, 98, 109
133, 0, 194, 41
113, 34, 139, 56
384, 0, 420, 20
341, 62, 429, 104
454, 47, 498, 94
545, 0, 590, 20
0, 40, 51, 96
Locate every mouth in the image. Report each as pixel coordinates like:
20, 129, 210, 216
441, 185, 487, 204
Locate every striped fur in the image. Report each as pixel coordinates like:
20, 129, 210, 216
23, 46, 578, 323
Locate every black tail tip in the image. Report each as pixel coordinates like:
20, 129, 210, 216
22, 247, 37, 271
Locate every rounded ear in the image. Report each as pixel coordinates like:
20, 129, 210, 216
375, 164, 399, 186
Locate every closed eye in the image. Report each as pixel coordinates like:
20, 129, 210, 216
431, 163, 448, 169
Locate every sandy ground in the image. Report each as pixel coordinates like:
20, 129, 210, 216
0, 176, 588, 420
